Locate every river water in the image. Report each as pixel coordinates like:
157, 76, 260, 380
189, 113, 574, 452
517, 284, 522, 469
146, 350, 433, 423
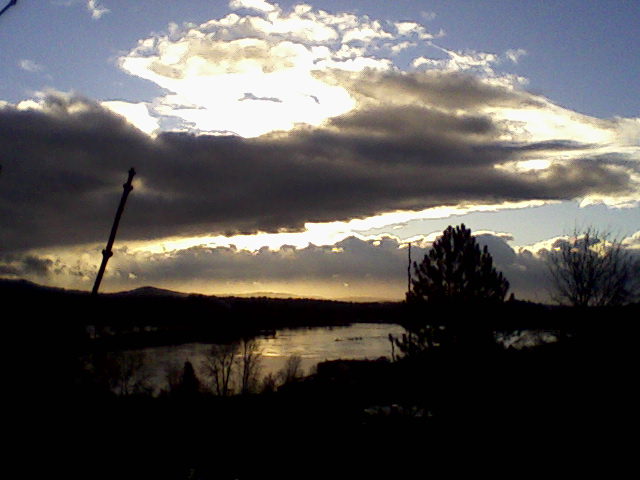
132, 323, 406, 395
106, 323, 558, 395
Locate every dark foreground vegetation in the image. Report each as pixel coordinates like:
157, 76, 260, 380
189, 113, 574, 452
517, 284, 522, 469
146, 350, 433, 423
4, 278, 639, 478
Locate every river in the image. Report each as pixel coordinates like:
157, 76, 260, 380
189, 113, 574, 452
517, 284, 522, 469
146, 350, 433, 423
125, 323, 406, 395
104, 323, 558, 395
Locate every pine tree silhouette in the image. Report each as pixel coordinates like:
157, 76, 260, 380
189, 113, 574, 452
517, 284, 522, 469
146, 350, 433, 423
408, 224, 509, 305
392, 225, 510, 357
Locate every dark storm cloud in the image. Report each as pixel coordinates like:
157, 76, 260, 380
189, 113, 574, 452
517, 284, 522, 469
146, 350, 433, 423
0, 82, 635, 253
318, 69, 544, 110
21, 255, 54, 276
0, 253, 54, 278
0, 95, 156, 251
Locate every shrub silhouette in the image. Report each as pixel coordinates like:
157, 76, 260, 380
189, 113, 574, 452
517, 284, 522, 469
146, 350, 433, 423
408, 224, 509, 305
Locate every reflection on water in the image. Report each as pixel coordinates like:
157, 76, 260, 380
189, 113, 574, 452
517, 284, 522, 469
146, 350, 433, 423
91, 324, 562, 395
137, 323, 405, 395
258, 323, 406, 372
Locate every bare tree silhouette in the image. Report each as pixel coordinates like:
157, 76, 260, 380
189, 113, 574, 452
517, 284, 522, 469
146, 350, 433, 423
90, 350, 151, 396
238, 337, 263, 395
202, 343, 238, 396
278, 354, 304, 385
547, 227, 639, 307
202, 339, 263, 395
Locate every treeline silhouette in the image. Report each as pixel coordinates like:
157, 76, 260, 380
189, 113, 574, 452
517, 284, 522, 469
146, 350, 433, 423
2, 278, 400, 349
5, 275, 639, 477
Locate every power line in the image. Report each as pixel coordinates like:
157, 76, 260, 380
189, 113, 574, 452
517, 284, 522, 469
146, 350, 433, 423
0, 1, 18, 20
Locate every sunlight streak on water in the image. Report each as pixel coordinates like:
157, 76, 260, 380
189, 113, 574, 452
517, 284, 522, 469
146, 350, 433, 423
138, 323, 405, 394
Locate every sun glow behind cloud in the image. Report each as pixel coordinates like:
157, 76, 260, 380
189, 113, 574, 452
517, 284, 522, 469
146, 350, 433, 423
128, 200, 554, 255
93, 0, 640, 260
487, 103, 615, 144
117, 1, 408, 137
101, 101, 160, 135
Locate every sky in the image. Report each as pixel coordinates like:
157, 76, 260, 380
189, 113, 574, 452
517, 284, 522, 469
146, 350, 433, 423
0, 0, 638, 302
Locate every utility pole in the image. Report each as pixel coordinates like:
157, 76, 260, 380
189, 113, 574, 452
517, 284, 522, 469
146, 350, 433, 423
407, 241, 412, 294
92, 168, 136, 296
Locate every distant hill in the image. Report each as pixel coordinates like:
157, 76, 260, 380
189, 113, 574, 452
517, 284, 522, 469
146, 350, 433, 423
110, 286, 189, 298
227, 291, 326, 300
0, 277, 89, 296
0, 276, 404, 323
337, 295, 398, 303
235, 291, 398, 303
0, 278, 396, 303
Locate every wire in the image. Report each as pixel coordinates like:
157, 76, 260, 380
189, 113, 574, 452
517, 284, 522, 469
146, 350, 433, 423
0, 1, 18, 20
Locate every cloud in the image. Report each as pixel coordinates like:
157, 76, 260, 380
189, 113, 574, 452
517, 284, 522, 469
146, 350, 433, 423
318, 68, 538, 111
623, 231, 640, 249
118, 2, 439, 136
0, 235, 414, 299
53, 0, 110, 19
0, 84, 638, 256
388, 41, 416, 54
1, 3, 638, 276
420, 11, 437, 22
0, 254, 54, 278
229, 0, 277, 13
505, 48, 527, 64
411, 46, 528, 87
19, 59, 44, 73
2, 231, 592, 303
87, 0, 109, 20
101, 101, 160, 135
120, 34, 358, 136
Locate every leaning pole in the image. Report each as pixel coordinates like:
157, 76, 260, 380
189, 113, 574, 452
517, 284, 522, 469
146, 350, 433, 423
407, 241, 412, 295
92, 168, 136, 296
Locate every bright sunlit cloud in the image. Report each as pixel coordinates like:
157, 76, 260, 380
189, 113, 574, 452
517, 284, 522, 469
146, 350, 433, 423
118, 1, 437, 136
229, 0, 278, 13
128, 200, 554, 255
486, 102, 615, 144
101, 101, 160, 135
